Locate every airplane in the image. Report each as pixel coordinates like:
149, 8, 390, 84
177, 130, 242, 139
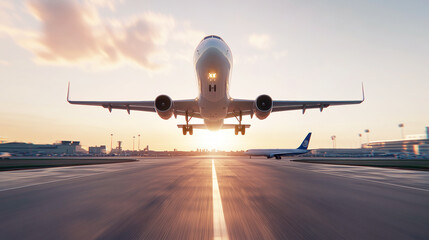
0, 152, 11, 159
246, 132, 312, 159
67, 35, 364, 135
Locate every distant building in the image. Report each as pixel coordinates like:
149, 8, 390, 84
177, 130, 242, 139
89, 145, 106, 155
363, 138, 429, 157
311, 148, 375, 157
110, 141, 122, 155
0, 141, 85, 156
360, 126, 429, 157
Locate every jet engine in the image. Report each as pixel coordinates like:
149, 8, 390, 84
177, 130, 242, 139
155, 95, 173, 120
254, 94, 273, 120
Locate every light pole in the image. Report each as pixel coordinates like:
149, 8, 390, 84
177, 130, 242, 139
138, 134, 141, 151
110, 134, 113, 154
398, 123, 404, 139
365, 129, 370, 144
358, 133, 362, 148
331, 135, 336, 148
133, 136, 135, 152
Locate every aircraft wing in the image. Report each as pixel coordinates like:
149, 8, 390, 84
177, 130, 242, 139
271, 98, 363, 114
227, 85, 364, 117
67, 83, 201, 116
226, 99, 255, 118
68, 99, 156, 113
172, 99, 201, 118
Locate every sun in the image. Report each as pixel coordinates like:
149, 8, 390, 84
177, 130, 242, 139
195, 131, 234, 151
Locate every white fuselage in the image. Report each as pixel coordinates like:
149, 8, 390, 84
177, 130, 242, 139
245, 149, 309, 157
194, 36, 233, 130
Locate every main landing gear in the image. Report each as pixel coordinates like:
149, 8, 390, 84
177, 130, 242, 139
234, 125, 245, 135
234, 111, 246, 135
182, 111, 193, 135
182, 126, 193, 135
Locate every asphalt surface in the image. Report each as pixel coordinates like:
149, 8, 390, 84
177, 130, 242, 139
0, 158, 136, 171
0, 156, 428, 240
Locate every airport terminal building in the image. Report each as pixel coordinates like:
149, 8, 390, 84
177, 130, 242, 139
88, 145, 107, 155
363, 138, 429, 157
362, 127, 429, 157
0, 141, 85, 156
311, 127, 429, 158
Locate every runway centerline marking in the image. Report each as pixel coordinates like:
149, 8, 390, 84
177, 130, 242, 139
212, 159, 229, 240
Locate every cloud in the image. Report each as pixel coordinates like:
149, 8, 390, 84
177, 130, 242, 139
248, 33, 271, 50
0, 2, 14, 25
0, 0, 202, 71
111, 13, 175, 69
87, 0, 124, 11
27, 0, 99, 62
23, 0, 178, 70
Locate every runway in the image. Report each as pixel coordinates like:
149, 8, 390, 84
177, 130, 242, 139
0, 156, 428, 240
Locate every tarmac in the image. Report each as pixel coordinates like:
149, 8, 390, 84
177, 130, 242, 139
0, 156, 428, 240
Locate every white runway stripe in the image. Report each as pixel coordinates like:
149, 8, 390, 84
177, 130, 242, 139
212, 159, 229, 240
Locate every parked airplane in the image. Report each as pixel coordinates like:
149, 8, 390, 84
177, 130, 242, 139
0, 152, 11, 159
246, 132, 312, 159
67, 35, 364, 135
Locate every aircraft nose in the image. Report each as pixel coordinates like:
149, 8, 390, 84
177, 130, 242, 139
197, 46, 228, 67
202, 46, 224, 58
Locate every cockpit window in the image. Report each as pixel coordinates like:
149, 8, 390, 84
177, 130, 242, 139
201, 35, 224, 42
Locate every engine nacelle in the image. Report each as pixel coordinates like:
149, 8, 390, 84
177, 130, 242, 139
155, 95, 173, 120
254, 94, 273, 120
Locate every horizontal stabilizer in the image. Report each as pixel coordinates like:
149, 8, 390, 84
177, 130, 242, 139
177, 124, 250, 129
177, 124, 207, 129
221, 124, 251, 129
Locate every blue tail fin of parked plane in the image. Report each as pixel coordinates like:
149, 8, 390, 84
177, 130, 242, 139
297, 132, 312, 150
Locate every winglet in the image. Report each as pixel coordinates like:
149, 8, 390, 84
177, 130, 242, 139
297, 132, 312, 150
67, 81, 71, 103
361, 82, 365, 102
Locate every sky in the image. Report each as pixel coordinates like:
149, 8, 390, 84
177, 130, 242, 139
0, 0, 428, 151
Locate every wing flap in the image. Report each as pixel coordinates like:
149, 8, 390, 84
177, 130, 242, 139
226, 99, 254, 118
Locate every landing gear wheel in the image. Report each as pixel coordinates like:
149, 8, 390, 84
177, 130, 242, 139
182, 127, 187, 135
275, 155, 281, 159
241, 127, 245, 135
234, 111, 247, 136
189, 126, 193, 135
